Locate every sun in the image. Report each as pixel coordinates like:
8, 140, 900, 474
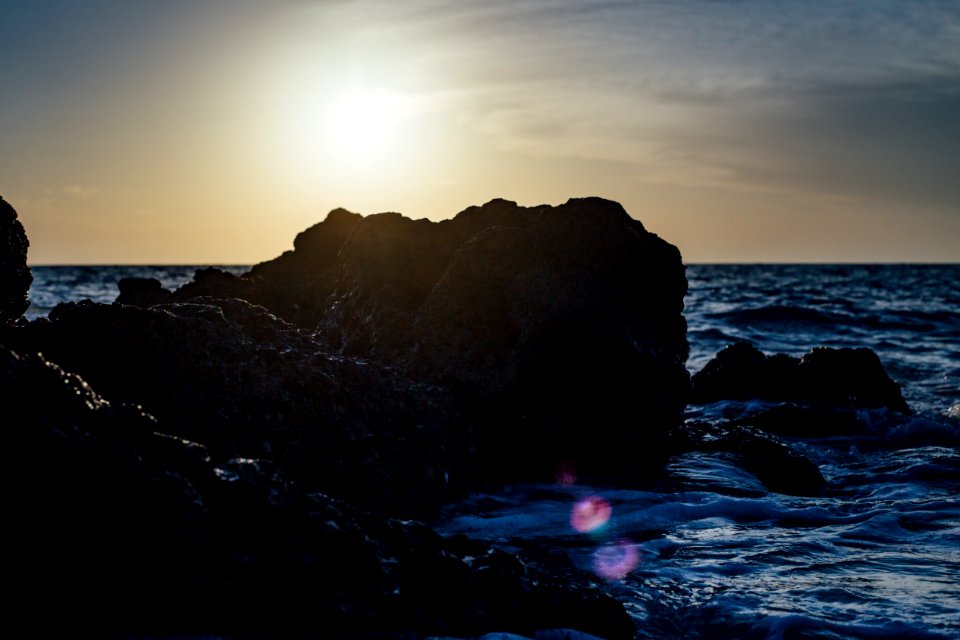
271, 80, 422, 178
325, 87, 409, 167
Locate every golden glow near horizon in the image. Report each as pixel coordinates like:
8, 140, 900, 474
2, 1, 958, 264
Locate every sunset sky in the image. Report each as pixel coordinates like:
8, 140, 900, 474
2, 0, 958, 264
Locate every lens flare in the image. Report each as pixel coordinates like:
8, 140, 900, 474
592, 539, 640, 580
570, 496, 612, 533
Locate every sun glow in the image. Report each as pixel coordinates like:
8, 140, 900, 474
324, 87, 412, 167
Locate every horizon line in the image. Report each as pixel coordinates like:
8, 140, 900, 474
26, 261, 960, 267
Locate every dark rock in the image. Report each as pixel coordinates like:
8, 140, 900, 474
670, 421, 826, 496
691, 342, 909, 413
3, 346, 633, 639
0, 196, 32, 323
116, 276, 173, 307
175, 265, 248, 300
798, 346, 909, 412
9, 297, 473, 517
3, 347, 208, 634
690, 342, 796, 401
711, 426, 826, 496
159, 197, 690, 483
743, 403, 868, 438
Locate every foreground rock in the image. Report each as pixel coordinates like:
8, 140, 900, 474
9, 298, 472, 517
0, 196, 31, 323
691, 342, 909, 413
156, 198, 691, 482
3, 346, 635, 640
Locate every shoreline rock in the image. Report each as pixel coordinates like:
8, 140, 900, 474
0, 195, 32, 324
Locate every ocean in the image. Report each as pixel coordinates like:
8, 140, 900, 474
25, 265, 251, 321
25, 264, 960, 639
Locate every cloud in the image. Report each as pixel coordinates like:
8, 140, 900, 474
346, 0, 960, 210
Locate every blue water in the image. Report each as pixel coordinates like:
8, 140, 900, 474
25, 264, 960, 639
684, 265, 960, 417
25, 265, 250, 320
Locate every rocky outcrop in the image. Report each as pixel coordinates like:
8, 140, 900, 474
1, 199, 644, 638
3, 346, 634, 639
10, 297, 472, 517
0, 196, 31, 323
157, 198, 691, 482
691, 342, 909, 413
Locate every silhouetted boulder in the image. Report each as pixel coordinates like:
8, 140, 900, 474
116, 276, 172, 307
3, 346, 633, 640
691, 342, 909, 413
799, 346, 909, 412
0, 196, 31, 323
162, 197, 690, 482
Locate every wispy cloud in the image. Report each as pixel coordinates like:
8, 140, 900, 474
338, 0, 960, 208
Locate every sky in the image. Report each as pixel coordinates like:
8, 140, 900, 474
1, 0, 958, 264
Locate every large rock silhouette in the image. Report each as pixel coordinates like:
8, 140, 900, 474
165, 197, 691, 481
0, 196, 31, 323
0, 197, 642, 638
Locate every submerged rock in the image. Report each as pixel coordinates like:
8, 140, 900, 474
691, 342, 909, 413
671, 421, 826, 496
155, 197, 691, 482
712, 426, 826, 496
0, 196, 31, 323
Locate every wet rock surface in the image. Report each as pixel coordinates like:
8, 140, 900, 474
0, 196, 31, 323
710, 426, 826, 496
668, 421, 827, 496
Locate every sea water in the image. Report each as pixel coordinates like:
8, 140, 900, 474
25, 265, 250, 320
439, 264, 960, 640
25, 264, 960, 639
